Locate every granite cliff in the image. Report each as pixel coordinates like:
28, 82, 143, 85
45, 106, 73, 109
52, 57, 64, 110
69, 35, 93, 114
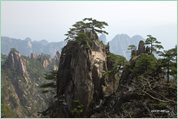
43, 18, 127, 117
1, 49, 60, 117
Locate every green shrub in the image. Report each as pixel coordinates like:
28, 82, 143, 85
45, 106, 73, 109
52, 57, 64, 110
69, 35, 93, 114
71, 100, 84, 116
133, 53, 157, 76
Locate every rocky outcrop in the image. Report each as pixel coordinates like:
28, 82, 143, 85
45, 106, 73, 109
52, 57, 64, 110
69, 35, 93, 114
54, 51, 60, 65
137, 40, 145, 55
51, 35, 121, 117
89, 41, 176, 118
57, 41, 104, 115
30, 53, 38, 59
30, 52, 60, 69
6, 48, 27, 75
130, 40, 146, 61
54, 51, 61, 61
42, 59, 50, 69
1, 49, 60, 117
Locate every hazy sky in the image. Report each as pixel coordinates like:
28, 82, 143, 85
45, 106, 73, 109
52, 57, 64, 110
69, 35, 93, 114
1, 1, 177, 49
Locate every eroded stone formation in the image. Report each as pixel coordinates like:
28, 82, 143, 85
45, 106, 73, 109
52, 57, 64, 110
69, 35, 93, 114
53, 34, 120, 117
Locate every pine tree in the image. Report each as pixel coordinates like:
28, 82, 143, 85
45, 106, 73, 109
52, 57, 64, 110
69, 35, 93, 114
159, 46, 177, 83
40, 70, 57, 95
145, 35, 163, 54
65, 18, 108, 41
128, 45, 137, 57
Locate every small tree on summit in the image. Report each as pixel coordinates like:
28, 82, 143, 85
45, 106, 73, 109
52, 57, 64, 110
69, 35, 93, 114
65, 18, 108, 41
145, 35, 163, 54
128, 45, 137, 51
128, 45, 137, 57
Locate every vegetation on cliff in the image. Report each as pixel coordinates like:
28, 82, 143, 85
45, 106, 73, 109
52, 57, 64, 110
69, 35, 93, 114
97, 36, 176, 118
65, 18, 108, 41
41, 18, 176, 118
2, 18, 176, 118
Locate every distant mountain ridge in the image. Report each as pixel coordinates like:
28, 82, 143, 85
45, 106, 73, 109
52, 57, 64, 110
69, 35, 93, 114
1, 36, 66, 57
109, 34, 144, 59
2, 34, 144, 60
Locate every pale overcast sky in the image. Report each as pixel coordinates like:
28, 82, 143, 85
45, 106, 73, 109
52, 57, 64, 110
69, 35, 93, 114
1, 1, 177, 49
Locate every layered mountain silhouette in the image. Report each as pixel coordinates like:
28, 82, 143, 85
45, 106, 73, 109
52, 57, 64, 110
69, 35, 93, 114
2, 34, 143, 60
1, 37, 66, 57
109, 34, 144, 59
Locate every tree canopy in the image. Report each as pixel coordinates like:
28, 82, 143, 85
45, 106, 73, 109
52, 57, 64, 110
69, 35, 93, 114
128, 45, 137, 51
133, 53, 157, 76
145, 35, 163, 54
65, 18, 108, 41
159, 46, 177, 82
40, 70, 57, 95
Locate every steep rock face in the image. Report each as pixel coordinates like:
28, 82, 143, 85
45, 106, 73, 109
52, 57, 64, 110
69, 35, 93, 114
30, 53, 38, 59
54, 51, 61, 61
51, 51, 61, 70
42, 59, 50, 69
90, 42, 176, 118
56, 38, 118, 117
137, 40, 145, 55
30, 51, 60, 70
1, 49, 60, 117
6, 49, 27, 75
58, 41, 94, 112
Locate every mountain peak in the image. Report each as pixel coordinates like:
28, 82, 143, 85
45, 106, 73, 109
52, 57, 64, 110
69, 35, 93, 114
115, 34, 130, 39
109, 34, 144, 60
25, 37, 32, 42
6, 48, 27, 75
131, 35, 144, 40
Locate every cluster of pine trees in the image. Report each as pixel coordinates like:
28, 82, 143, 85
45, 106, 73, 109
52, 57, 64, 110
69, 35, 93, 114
128, 35, 176, 83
